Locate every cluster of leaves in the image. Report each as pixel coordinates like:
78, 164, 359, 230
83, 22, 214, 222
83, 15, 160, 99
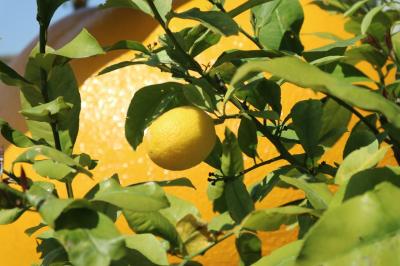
0, 0, 400, 265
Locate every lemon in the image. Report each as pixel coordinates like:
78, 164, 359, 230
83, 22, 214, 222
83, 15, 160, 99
144, 106, 217, 171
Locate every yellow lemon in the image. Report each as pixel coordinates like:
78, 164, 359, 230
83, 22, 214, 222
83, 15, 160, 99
144, 106, 216, 170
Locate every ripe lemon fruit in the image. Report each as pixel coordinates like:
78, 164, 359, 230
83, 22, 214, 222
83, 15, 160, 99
144, 106, 216, 170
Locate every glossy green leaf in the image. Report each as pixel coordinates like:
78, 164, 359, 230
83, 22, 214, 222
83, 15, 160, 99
149, 177, 196, 190
54, 209, 125, 266
252, 0, 304, 53
228, 0, 274, 17
236, 232, 262, 266
241, 206, 316, 231
392, 31, 400, 62
252, 240, 303, 266
0, 118, 37, 147
124, 234, 168, 266
335, 142, 388, 185
22, 59, 81, 154
125, 82, 187, 150
36, 0, 68, 28
90, 177, 170, 212
238, 116, 258, 158
0, 60, 32, 87
343, 167, 400, 202
231, 57, 400, 129
0, 208, 25, 225
208, 212, 235, 232
183, 84, 216, 112
20, 96, 73, 123
123, 210, 181, 248
159, 195, 200, 225
225, 179, 255, 223
290, 100, 322, 159
52, 29, 104, 58
221, 128, 243, 177
13, 145, 91, 177
280, 176, 332, 210
175, 25, 222, 57
344, 0, 369, 17
235, 78, 281, 114
319, 99, 351, 148
361, 6, 384, 35
174, 8, 239, 36
205, 137, 222, 169
33, 159, 76, 180
296, 183, 400, 266
343, 129, 376, 158
106, 40, 150, 55
101, 0, 172, 22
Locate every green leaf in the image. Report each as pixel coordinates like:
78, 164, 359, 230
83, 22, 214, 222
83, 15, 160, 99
101, 0, 172, 22
250, 167, 291, 202
296, 183, 400, 266
0, 118, 38, 147
0, 60, 32, 87
123, 210, 181, 249
236, 232, 262, 266
335, 142, 388, 185
20, 96, 73, 123
361, 6, 384, 35
319, 98, 351, 148
344, 44, 387, 68
54, 209, 125, 266
303, 36, 363, 63
290, 100, 323, 159
173, 8, 239, 37
252, 240, 303, 266
125, 82, 187, 150
159, 195, 200, 225
280, 176, 332, 210
392, 30, 400, 62
221, 128, 243, 177
235, 78, 281, 114
0, 208, 25, 225
208, 212, 235, 232
344, 0, 369, 17
90, 177, 170, 212
22, 59, 81, 154
241, 206, 316, 231
124, 234, 168, 266
183, 84, 216, 112
231, 57, 400, 130
33, 159, 76, 180
343, 129, 376, 158
252, 0, 304, 53
238, 117, 258, 158
52, 29, 104, 58
343, 167, 400, 202
149, 177, 196, 190
225, 179, 255, 223
204, 137, 222, 169
228, 0, 274, 17
13, 145, 91, 177
36, 0, 68, 28
106, 40, 150, 55
174, 25, 222, 57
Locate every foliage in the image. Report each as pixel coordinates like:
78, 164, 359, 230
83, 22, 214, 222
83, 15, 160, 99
0, 0, 400, 265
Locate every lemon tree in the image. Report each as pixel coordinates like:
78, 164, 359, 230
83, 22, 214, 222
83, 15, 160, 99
0, 0, 400, 266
